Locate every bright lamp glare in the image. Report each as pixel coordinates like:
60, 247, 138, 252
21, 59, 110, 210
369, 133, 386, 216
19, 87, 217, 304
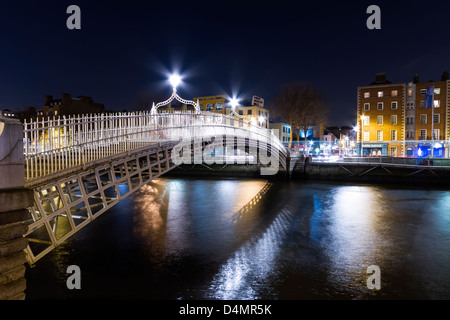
258, 116, 265, 124
230, 97, 239, 109
169, 74, 182, 89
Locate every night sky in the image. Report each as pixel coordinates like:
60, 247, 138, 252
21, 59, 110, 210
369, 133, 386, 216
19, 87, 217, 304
1, 0, 450, 126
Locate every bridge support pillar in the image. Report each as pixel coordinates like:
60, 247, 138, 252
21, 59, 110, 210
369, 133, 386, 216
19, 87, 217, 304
0, 118, 33, 300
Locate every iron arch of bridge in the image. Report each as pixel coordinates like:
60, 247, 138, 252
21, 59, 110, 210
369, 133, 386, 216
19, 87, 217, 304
151, 88, 200, 114
22, 111, 286, 265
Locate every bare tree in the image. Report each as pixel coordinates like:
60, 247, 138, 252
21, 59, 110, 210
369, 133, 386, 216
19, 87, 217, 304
271, 82, 329, 150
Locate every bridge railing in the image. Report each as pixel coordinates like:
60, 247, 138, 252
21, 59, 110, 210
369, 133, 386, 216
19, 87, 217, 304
23, 111, 285, 183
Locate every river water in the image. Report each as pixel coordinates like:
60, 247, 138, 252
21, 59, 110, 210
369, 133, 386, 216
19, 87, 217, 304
25, 177, 450, 300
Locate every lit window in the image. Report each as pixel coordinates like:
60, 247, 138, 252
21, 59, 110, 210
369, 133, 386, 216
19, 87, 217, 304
391, 90, 398, 97
377, 130, 383, 141
362, 116, 370, 126
434, 88, 441, 95
408, 89, 413, 97
378, 91, 383, 97
391, 130, 397, 141
364, 92, 370, 98
377, 115, 383, 125
434, 100, 440, 108
364, 131, 370, 141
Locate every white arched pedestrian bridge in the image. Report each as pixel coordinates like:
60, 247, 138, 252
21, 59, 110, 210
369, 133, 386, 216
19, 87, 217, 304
22, 111, 287, 264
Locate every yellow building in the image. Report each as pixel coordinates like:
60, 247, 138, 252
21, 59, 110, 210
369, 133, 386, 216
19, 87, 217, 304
357, 73, 406, 157
234, 104, 269, 129
193, 95, 227, 114
357, 72, 450, 157
193, 94, 270, 128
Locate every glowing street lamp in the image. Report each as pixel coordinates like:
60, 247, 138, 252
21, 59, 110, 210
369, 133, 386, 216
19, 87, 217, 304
258, 115, 265, 127
229, 97, 239, 116
169, 74, 182, 91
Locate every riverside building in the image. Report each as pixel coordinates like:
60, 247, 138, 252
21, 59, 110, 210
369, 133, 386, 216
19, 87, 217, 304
356, 72, 450, 157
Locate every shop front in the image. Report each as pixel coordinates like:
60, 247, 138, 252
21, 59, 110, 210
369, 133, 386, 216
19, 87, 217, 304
417, 143, 445, 158
356, 143, 388, 157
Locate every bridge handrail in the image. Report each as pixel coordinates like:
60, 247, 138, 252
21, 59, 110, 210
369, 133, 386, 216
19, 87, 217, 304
23, 111, 285, 182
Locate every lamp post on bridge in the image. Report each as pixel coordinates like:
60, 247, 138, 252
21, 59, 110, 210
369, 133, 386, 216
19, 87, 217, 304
151, 73, 201, 114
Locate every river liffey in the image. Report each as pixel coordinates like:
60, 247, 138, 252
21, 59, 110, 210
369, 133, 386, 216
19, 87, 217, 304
25, 177, 450, 300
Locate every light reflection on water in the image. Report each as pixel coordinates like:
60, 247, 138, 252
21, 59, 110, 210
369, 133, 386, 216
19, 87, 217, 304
25, 178, 450, 300
207, 207, 293, 300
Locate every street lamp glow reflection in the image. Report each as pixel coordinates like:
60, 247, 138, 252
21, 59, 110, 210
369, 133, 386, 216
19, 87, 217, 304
169, 74, 182, 89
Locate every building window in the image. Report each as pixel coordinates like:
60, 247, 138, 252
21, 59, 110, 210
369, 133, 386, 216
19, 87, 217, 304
215, 102, 223, 110
377, 115, 383, 125
420, 114, 427, 124
420, 89, 427, 95
391, 101, 398, 110
364, 131, 370, 141
247, 110, 252, 115
420, 129, 427, 140
391, 115, 397, 125
408, 89, 413, 97
364, 103, 370, 111
434, 100, 440, 108
364, 92, 370, 98
434, 88, 441, 95
420, 100, 425, 108
433, 129, 440, 140
391, 130, 397, 141
378, 91, 384, 97
206, 103, 213, 111
377, 102, 383, 110
362, 116, 370, 126
434, 113, 440, 124
391, 90, 398, 97
377, 130, 383, 141
238, 110, 243, 115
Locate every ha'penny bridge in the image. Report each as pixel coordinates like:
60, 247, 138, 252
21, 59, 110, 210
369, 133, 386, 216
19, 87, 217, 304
0, 85, 288, 301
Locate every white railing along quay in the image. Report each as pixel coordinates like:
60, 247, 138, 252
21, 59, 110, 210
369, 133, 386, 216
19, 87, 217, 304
23, 111, 285, 183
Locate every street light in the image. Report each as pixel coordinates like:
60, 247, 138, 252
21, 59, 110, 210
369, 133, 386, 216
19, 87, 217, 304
258, 115, 265, 127
229, 97, 239, 115
169, 74, 182, 90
